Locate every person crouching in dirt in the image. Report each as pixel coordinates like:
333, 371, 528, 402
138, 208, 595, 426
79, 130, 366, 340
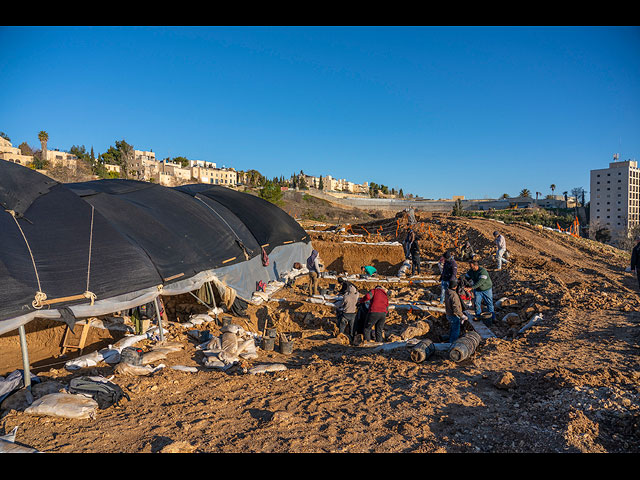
306, 250, 322, 296
630, 235, 640, 290
410, 235, 422, 276
459, 240, 475, 262
465, 259, 495, 326
361, 265, 377, 278
444, 278, 464, 344
360, 286, 389, 343
439, 251, 457, 304
493, 231, 509, 270
336, 279, 359, 342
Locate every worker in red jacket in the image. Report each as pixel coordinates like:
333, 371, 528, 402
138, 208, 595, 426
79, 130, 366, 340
360, 286, 389, 343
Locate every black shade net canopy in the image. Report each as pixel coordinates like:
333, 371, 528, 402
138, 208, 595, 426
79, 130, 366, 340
0, 160, 309, 334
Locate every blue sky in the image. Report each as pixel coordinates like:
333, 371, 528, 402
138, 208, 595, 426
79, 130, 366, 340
1, 26, 639, 200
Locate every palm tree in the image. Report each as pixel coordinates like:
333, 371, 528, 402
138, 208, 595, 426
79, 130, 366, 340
519, 188, 531, 198
37, 130, 49, 167
550, 184, 556, 196
501, 193, 509, 199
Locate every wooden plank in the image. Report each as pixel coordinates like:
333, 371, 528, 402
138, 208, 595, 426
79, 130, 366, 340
463, 310, 496, 339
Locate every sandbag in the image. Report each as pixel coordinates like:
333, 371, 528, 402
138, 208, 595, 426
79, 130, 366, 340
248, 364, 287, 375
141, 350, 168, 364
115, 362, 165, 376
221, 332, 238, 354
24, 393, 98, 419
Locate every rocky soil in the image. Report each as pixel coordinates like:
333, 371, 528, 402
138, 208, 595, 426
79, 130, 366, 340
1, 212, 639, 453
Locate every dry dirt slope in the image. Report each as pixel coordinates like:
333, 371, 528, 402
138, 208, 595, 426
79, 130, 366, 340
0, 212, 639, 453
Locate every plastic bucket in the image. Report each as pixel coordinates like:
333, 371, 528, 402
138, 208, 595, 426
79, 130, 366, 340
266, 327, 278, 338
279, 339, 294, 355
262, 337, 275, 352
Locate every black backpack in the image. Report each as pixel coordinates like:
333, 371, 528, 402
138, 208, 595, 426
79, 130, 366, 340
69, 376, 130, 409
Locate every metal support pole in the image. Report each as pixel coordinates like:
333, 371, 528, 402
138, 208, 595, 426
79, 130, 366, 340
154, 297, 165, 342
18, 324, 31, 390
206, 281, 218, 320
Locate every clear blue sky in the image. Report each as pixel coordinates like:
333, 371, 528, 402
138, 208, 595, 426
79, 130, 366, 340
1, 26, 639, 200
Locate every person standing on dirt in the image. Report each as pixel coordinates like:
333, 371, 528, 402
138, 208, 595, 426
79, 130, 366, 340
306, 250, 322, 296
410, 235, 421, 276
439, 251, 457, 304
361, 286, 389, 343
465, 259, 495, 325
336, 280, 359, 342
630, 235, 640, 290
494, 231, 509, 270
403, 228, 415, 260
444, 278, 464, 344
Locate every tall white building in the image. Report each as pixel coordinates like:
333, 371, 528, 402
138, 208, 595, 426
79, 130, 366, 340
590, 155, 640, 239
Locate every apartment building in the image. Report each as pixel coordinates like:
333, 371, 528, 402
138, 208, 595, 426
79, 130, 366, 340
191, 165, 238, 186
0, 137, 33, 166
158, 161, 192, 186
46, 149, 79, 170
126, 150, 158, 180
297, 173, 368, 194
590, 156, 640, 239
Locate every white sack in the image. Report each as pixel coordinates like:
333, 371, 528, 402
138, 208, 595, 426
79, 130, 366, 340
24, 393, 98, 420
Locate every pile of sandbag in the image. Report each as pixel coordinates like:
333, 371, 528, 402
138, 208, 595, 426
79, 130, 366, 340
201, 323, 259, 370
64, 327, 169, 371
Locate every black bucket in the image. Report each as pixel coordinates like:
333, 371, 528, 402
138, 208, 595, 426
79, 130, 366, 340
280, 339, 294, 355
266, 327, 278, 338
262, 337, 275, 352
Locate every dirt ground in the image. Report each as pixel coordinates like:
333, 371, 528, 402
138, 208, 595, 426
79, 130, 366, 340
1, 211, 639, 453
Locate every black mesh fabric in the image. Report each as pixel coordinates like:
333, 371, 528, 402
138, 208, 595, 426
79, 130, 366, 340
175, 184, 309, 254
1, 161, 309, 328
0, 162, 163, 321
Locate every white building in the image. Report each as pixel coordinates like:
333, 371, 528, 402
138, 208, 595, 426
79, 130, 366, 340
590, 156, 640, 239
189, 159, 217, 169
0, 137, 33, 166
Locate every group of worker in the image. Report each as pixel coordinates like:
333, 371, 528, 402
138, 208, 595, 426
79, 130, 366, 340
441, 230, 508, 343
334, 277, 389, 345
305, 229, 511, 346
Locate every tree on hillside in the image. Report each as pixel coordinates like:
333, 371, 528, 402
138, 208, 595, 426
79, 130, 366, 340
0, 132, 10, 142
37, 131, 49, 168
171, 156, 189, 168
519, 188, 531, 198
259, 180, 284, 206
501, 193, 510, 199
18, 142, 34, 156
117, 140, 134, 178
571, 187, 584, 207
550, 184, 556, 196
398, 188, 404, 198
319, 175, 324, 190
452, 198, 464, 216
70, 145, 91, 163
298, 173, 308, 190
